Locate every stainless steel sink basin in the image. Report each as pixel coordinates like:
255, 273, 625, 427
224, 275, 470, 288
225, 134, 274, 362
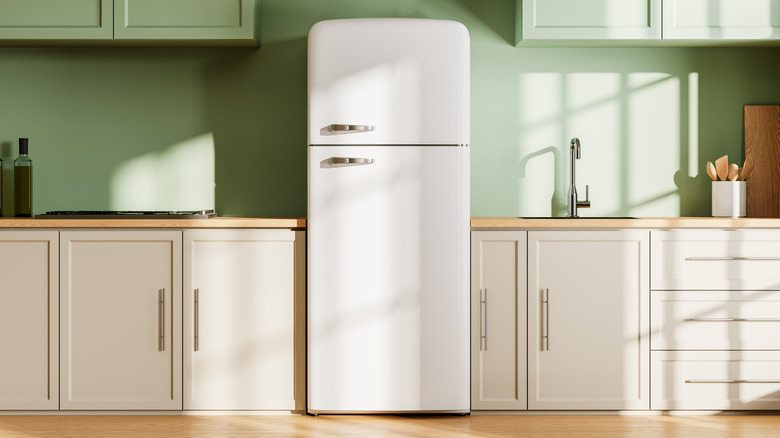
518, 216, 637, 219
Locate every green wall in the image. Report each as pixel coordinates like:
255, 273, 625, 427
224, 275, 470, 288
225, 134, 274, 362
1, 0, 779, 217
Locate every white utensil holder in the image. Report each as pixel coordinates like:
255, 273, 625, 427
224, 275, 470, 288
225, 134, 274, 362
712, 181, 746, 218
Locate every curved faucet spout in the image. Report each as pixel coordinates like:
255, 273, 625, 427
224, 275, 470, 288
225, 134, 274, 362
566, 137, 590, 217
570, 137, 581, 159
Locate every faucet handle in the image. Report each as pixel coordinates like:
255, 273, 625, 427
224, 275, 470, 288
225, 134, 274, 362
577, 185, 591, 208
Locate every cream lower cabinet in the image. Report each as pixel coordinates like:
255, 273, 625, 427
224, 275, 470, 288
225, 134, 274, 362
0, 231, 59, 410
470, 231, 527, 410
60, 231, 182, 410
650, 230, 780, 410
528, 230, 650, 410
183, 230, 305, 411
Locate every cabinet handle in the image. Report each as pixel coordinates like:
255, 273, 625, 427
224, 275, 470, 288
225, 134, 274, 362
327, 124, 375, 133
685, 318, 780, 322
480, 288, 488, 351
686, 379, 780, 384
543, 288, 550, 351
685, 257, 780, 261
194, 289, 199, 352
158, 289, 166, 351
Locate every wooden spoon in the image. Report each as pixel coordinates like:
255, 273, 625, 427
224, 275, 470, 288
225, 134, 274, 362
728, 163, 739, 181
715, 155, 729, 181
741, 160, 752, 181
706, 162, 718, 181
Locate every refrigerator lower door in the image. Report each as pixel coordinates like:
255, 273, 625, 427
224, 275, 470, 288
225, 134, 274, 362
308, 145, 470, 413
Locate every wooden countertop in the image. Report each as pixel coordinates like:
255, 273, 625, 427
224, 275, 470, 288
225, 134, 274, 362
471, 217, 780, 229
0, 217, 306, 229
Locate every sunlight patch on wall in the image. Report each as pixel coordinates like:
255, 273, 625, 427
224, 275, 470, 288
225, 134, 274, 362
110, 133, 215, 211
517, 73, 562, 217
517, 71, 689, 217
627, 73, 680, 216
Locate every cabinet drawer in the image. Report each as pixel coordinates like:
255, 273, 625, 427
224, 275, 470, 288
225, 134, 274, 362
651, 230, 780, 290
651, 291, 780, 350
651, 351, 780, 410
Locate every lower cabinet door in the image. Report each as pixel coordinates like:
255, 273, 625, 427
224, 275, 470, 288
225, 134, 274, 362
652, 351, 780, 410
528, 230, 650, 410
183, 230, 305, 411
60, 231, 182, 410
0, 231, 59, 410
470, 231, 527, 410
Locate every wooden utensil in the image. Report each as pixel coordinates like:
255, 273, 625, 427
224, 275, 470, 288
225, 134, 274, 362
728, 163, 739, 181
706, 162, 718, 181
741, 159, 752, 181
715, 155, 729, 181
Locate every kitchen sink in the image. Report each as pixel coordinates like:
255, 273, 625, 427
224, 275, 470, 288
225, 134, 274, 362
518, 216, 638, 219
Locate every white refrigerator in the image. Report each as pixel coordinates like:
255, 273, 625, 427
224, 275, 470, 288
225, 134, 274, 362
307, 18, 470, 414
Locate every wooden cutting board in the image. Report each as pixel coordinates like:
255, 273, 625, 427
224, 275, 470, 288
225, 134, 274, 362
745, 105, 780, 217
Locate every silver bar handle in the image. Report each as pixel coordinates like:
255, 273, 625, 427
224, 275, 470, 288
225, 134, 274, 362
158, 289, 166, 351
327, 157, 375, 166
328, 124, 375, 133
194, 289, 199, 352
686, 379, 780, 383
480, 288, 488, 351
685, 318, 780, 322
543, 288, 550, 351
685, 257, 780, 261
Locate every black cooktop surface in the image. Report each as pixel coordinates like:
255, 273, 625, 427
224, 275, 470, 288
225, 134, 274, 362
35, 210, 216, 219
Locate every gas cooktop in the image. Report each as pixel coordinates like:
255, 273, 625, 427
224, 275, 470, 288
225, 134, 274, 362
35, 210, 216, 219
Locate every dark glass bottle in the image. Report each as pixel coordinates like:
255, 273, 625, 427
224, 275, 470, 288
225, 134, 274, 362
14, 138, 32, 217
0, 155, 3, 217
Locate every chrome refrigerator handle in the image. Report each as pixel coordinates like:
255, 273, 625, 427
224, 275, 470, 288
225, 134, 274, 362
328, 124, 375, 133
327, 157, 375, 166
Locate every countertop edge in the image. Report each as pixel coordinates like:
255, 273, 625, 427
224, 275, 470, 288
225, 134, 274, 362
0, 217, 307, 229
470, 217, 780, 229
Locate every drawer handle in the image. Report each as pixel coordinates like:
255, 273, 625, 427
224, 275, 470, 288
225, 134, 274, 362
685, 257, 780, 261
685, 318, 780, 322
686, 379, 780, 384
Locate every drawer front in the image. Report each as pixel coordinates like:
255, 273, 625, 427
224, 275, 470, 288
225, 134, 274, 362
651, 351, 780, 410
651, 230, 780, 290
651, 290, 780, 350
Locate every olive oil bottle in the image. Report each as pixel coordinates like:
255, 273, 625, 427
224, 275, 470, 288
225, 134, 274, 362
14, 138, 32, 217
0, 156, 3, 217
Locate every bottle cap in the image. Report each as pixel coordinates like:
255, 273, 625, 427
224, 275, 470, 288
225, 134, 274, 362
19, 138, 28, 155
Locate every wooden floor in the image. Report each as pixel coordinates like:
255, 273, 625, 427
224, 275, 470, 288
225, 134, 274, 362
2, 415, 780, 438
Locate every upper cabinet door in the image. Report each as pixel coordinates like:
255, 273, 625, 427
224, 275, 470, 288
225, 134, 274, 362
522, 0, 661, 40
114, 0, 255, 43
663, 0, 780, 39
308, 19, 470, 145
0, 0, 112, 40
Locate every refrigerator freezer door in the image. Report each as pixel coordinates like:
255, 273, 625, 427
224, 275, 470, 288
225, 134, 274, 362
308, 145, 470, 413
308, 19, 469, 146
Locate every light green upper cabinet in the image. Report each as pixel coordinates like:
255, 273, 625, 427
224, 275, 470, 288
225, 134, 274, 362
115, 0, 255, 44
520, 0, 661, 41
663, 0, 780, 40
0, 0, 255, 45
0, 0, 112, 40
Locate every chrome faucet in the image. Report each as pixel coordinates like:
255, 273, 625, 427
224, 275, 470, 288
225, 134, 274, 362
566, 137, 591, 217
